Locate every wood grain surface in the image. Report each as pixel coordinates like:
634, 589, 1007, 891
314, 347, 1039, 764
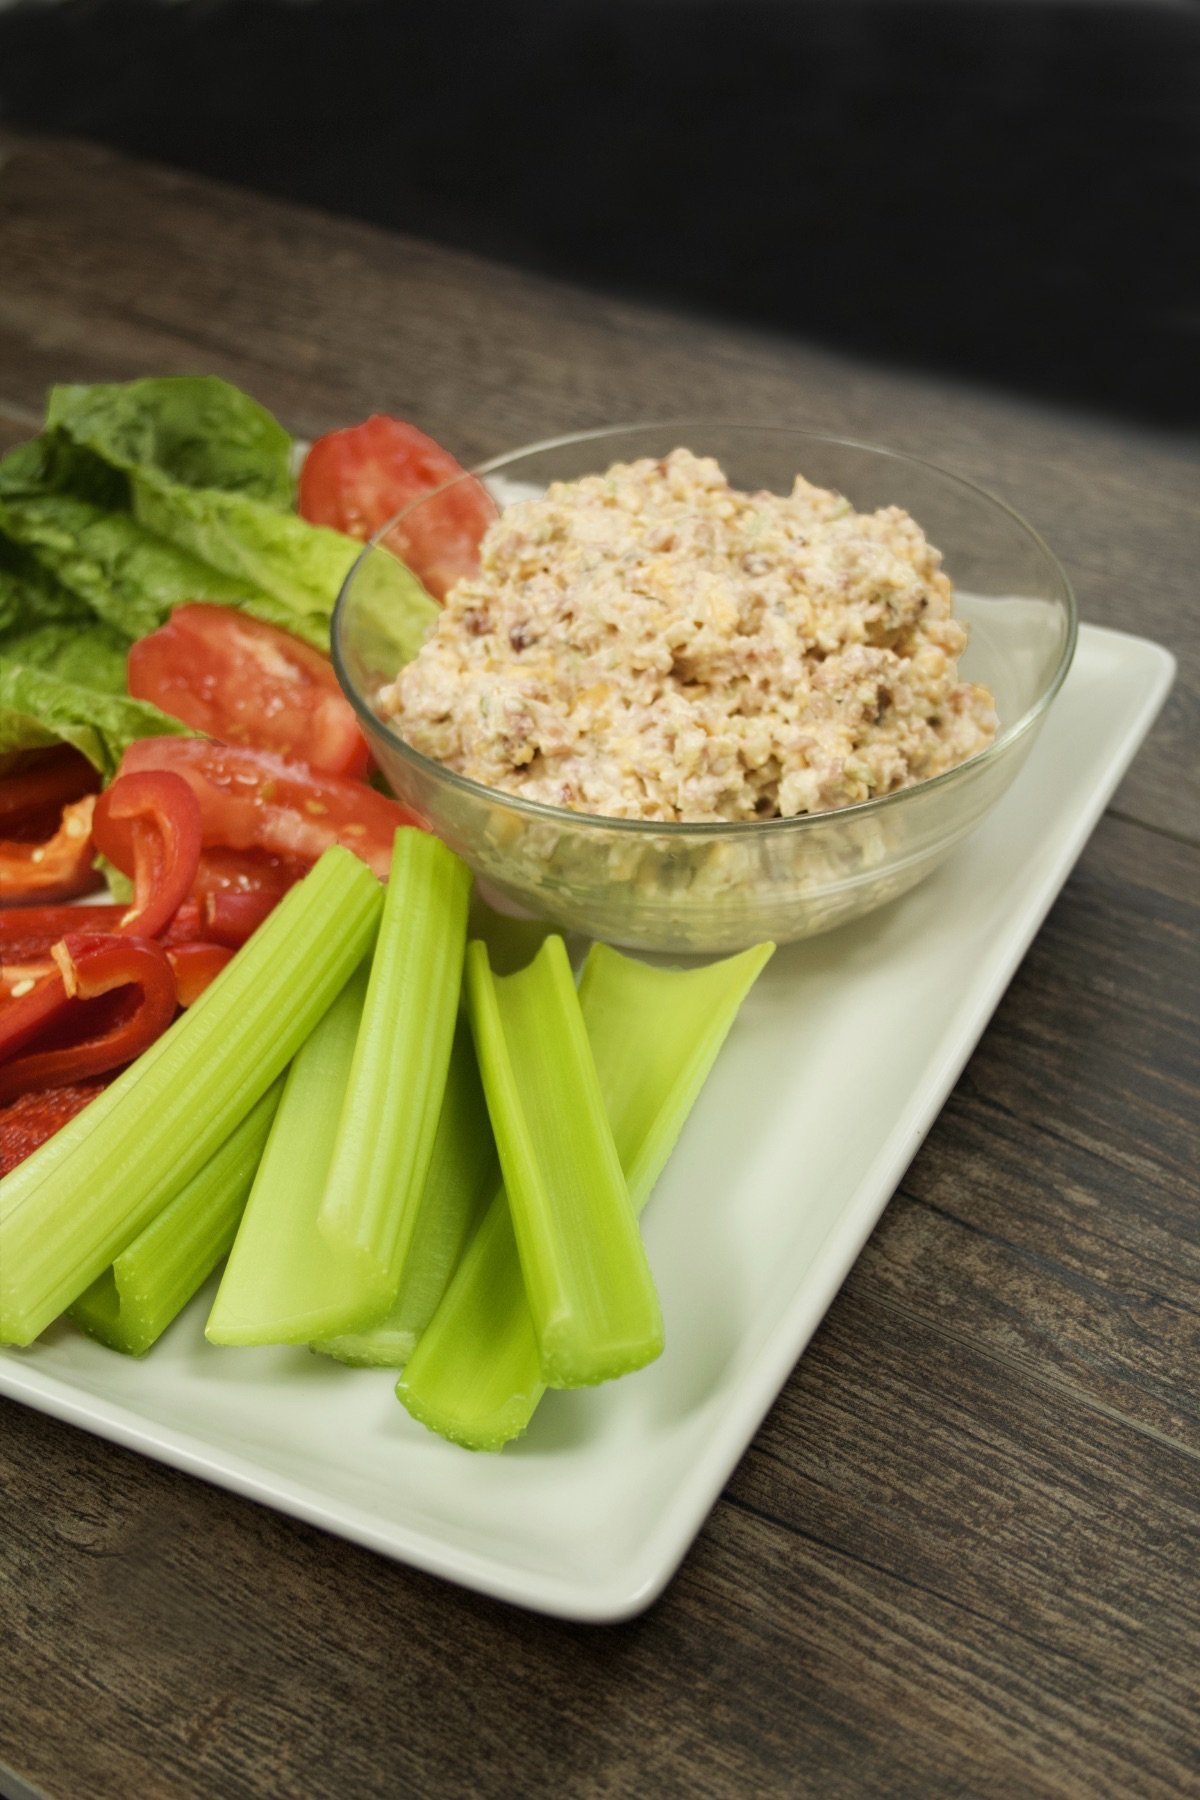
0, 133, 1196, 1800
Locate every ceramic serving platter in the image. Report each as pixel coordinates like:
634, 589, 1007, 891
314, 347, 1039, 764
0, 624, 1175, 1621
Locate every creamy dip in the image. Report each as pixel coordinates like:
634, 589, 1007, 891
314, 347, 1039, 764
380, 449, 997, 823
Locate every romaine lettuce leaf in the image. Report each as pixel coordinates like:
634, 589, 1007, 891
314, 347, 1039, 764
0, 657, 192, 780
3, 619, 131, 694
46, 376, 294, 506
0, 535, 94, 636
0, 375, 439, 770
0, 491, 274, 644
129, 478, 367, 631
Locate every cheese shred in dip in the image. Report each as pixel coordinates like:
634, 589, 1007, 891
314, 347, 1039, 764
382, 450, 998, 823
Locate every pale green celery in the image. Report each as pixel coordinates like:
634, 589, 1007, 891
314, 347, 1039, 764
467, 889, 558, 975
0, 847, 382, 1346
206, 964, 381, 1344
312, 1016, 498, 1367
69, 1082, 283, 1356
463, 936, 664, 1389
316, 829, 472, 1314
398, 938, 774, 1449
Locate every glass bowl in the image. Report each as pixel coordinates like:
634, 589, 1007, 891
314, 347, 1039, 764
332, 424, 1076, 953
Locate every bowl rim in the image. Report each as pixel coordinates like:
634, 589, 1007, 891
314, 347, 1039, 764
331, 421, 1078, 840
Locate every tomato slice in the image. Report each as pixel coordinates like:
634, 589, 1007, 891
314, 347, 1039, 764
118, 738, 423, 881
191, 847, 307, 899
297, 415, 496, 601
127, 604, 370, 779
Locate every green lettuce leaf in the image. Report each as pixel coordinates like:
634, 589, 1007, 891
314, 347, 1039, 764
0, 535, 94, 636
46, 376, 294, 506
129, 478, 367, 631
2, 619, 131, 694
0, 491, 277, 644
0, 658, 193, 780
0, 376, 439, 768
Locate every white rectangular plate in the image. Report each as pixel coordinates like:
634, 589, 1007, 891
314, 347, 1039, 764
0, 624, 1175, 1621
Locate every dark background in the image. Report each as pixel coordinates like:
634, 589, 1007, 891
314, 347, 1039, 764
1, 0, 1197, 431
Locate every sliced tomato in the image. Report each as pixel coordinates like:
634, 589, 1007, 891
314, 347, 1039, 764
118, 738, 422, 881
191, 846, 307, 899
127, 604, 370, 779
297, 415, 496, 601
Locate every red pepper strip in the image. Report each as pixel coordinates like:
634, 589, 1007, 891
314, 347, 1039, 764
91, 770, 202, 941
0, 931, 178, 1104
0, 969, 72, 1064
0, 903, 126, 961
0, 747, 99, 826
160, 897, 207, 948
0, 1079, 110, 1177
2, 958, 56, 995
167, 942, 234, 1007
0, 795, 102, 905
203, 889, 280, 948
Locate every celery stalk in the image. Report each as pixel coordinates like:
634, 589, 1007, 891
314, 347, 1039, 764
467, 889, 558, 975
69, 1081, 283, 1356
464, 935, 663, 1389
0, 846, 382, 1346
312, 1016, 498, 1367
205, 963, 383, 1344
315, 828, 472, 1312
398, 939, 773, 1448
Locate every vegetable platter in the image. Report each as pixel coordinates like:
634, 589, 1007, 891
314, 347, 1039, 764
0, 377, 774, 1463
1, 377, 1172, 1616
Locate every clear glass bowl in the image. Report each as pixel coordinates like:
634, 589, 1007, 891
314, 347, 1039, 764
332, 424, 1076, 952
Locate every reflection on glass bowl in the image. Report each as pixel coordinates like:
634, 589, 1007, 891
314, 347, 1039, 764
332, 424, 1076, 953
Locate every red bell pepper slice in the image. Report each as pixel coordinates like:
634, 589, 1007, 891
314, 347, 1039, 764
0, 1079, 110, 1177
0, 746, 99, 828
0, 931, 178, 1103
159, 897, 207, 948
0, 968, 70, 1064
202, 889, 281, 948
0, 795, 103, 905
91, 769, 203, 941
166, 942, 235, 1006
0, 903, 126, 961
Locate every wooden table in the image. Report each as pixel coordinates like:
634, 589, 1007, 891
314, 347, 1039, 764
1, 134, 1197, 1800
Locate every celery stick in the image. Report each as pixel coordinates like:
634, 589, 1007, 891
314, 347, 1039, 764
205, 963, 385, 1343
316, 828, 472, 1312
467, 889, 558, 975
398, 939, 773, 1449
69, 1082, 283, 1356
464, 935, 664, 1389
0, 847, 381, 1346
312, 1016, 498, 1367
